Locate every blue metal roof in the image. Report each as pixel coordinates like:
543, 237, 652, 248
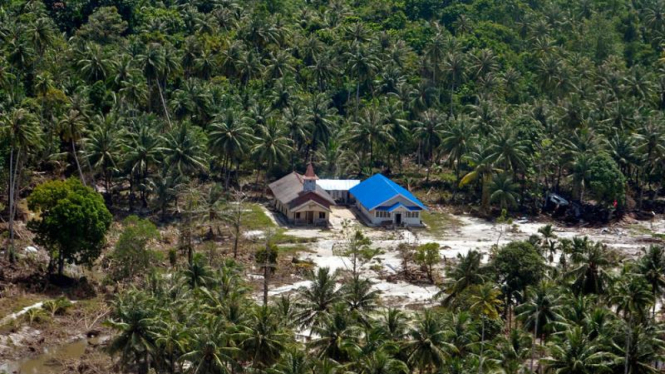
350, 174, 427, 211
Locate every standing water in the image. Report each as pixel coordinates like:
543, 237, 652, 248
0, 339, 88, 374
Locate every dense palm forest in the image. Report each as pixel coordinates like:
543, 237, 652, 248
106, 238, 665, 374
4, 0, 665, 373
3, 0, 665, 218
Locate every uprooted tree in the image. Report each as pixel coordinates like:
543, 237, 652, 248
28, 178, 112, 276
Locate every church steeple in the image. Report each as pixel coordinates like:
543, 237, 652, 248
303, 162, 318, 192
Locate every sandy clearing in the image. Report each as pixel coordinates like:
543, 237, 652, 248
261, 206, 664, 307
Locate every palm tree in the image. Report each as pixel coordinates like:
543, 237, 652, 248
6, 33, 34, 78
283, 104, 309, 169
119, 76, 148, 113
237, 50, 263, 87
460, 143, 500, 214
638, 246, 665, 318
345, 42, 378, 112
106, 291, 159, 374
308, 52, 337, 91
123, 121, 162, 209
161, 123, 208, 176
356, 350, 408, 374
27, 17, 54, 60
296, 267, 341, 330
605, 132, 637, 178
542, 326, 613, 374
0, 59, 16, 93
566, 241, 617, 295
382, 98, 409, 170
193, 49, 215, 80
471, 49, 498, 81
414, 109, 445, 181
1, 107, 40, 260
468, 283, 502, 374
440, 116, 473, 192
515, 281, 563, 372
273, 294, 298, 330
487, 129, 528, 176
442, 50, 466, 115
570, 152, 592, 203
346, 107, 393, 172
538, 224, 558, 263
265, 50, 295, 80
405, 310, 453, 372
425, 29, 446, 83
376, 308, 409, 342
610, 273, 655, 374
208, 110, 255, 189
154, 320, 188, 374
307, 93, 337, 151
85, 114, 121, 192
150, 169, 184, 222
77, 42, 113, 83
58, 108, 88, 185
341, 275, 380, 325
183, 257, 215, 289
269, 349, 312, 374
441, 311, 478, 359
138, 43, 171, 124
198, 184, 226, 238
634, 121, 665, 208
489, 173, 519, 211
252, 119, 291, 195
240, 306, 289, 369
494, 329, 532, 374
611, 322, 665, 374
179, 317, 240, 374
440, 250, 486, 307
468, 98, 502, 136
308, 304, 360, 362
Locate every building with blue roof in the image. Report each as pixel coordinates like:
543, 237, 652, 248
349, 174, 427, 226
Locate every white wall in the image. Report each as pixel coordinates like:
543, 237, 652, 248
354, 195, 423, 226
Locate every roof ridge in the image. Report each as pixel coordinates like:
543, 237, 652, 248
372, 174, 403, 208
373, 174, 424, 210
382, 174, 402, 196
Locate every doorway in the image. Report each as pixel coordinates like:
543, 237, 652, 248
306, 211, 314, 224
395, 213, 402, 225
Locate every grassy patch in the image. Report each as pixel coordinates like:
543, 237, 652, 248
652, 233, 665, 241
273, 229, 318, 244
243, 204, 276, 230
277, 244, 315, 255
629, 225, 653, 236
626, 225, 665, 241
0, 294, 43, 318
422, 211, 463, 239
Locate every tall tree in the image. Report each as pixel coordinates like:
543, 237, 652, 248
1, 108, 40, 260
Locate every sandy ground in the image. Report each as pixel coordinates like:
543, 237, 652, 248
261, 207, 665, 308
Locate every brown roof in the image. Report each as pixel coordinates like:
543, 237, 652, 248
268, 172, 335, 209
290, 191, 333, 210
304, 162, 317, 179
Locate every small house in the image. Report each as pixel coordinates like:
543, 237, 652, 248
316, 179, 360, 204
268, 163, 335, 226
349, 174, 427, 226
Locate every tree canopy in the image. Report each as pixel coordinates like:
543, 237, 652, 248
1, 0, 664, 219
27, 178, 112, 275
